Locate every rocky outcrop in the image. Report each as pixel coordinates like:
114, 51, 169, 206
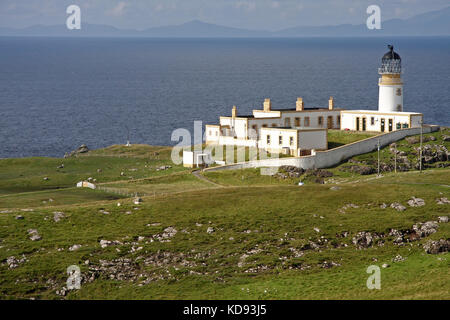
340, 165, 376, 175
423, 239, 450, 254
64, 144, 89, 158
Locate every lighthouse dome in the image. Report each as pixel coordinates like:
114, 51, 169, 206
379, 45, 401, 74
382, 45, 401, 60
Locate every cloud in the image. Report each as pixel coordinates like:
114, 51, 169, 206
106, 1, 129, 17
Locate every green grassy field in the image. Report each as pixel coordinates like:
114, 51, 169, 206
0, 132, 449, 300
327, 129, 378, 149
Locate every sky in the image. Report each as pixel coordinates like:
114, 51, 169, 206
1, 0, 449, 30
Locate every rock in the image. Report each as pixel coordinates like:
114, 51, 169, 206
69, 244, 81, 251
206, 227, 215, 234
6, 256, 27, 269
43, 177, 49, 181
57, 164, 64, 169
99, 239, 122, 248
406, 136, 419, 144
313, 227, 320, 233
97, 168, 102, 173
442, 135, 450, 142
380, 203, 387, 209
27, 229, 41, 241
392, 254, 406, 262
341, 165, 375, 175
53, 211, 65, 222
15, 215, 24, 220
412, 221, 438, 238
382, 263, 390, 268
390, 202, 406, 212
436, 197, 450, 205
407, 197, 425, 207
134, 197, 142, 205
330, 186, 341, 191
352, 231, 375, 248
423, 239, 450, 254
438, 216, 448, 223
65, 144, 89, 158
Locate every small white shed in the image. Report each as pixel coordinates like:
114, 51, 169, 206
183, 150, 212, 168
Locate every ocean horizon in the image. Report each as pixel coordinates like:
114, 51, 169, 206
0, 36, 449, 158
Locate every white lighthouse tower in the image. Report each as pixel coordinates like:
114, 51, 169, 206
378, 45, 403, 112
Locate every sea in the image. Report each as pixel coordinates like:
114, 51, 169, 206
0, 36, 449, 158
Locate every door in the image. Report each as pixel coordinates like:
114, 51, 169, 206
388, 119, 393, 132
380, 118, 385, 132
356, 117, 360, 131
327, 116, 333, 129
362, 118, 366, 131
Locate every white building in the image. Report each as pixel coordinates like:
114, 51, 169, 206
201, 44, 425, 165
341, 45, 423, 132
206, 97, 339, 155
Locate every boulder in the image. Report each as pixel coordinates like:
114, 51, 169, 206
390, 202, 406, 212
412, 221, 438, 238
423, 239, 450, 254
27, 229, 41, 241
407, 197, 425, 207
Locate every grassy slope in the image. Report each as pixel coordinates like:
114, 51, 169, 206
0, 134, 449, 300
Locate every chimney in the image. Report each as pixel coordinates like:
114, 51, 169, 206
296, 97, 304, 111
328, 96, 334, 110
263, 98, 271, 112
232, 105, 237, 118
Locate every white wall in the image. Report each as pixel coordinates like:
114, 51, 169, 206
379, 84, 403, 112
204, 126, 439, 172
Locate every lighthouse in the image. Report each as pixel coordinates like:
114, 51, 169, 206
378, 45, 403, 112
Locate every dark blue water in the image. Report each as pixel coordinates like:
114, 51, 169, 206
0, 37, 449, 158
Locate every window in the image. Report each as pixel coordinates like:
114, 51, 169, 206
396, 123, 401, 129
318, 116, 324, 126
402, 123, 409, 128
295, 117, 300, 126
267, 135, 271, 145
279, 135, 283, 145
262, 124, 268, 128
215, 131, 218, 136
304, 117, 310, 127
284, 118, 291, 127
271, 123, 277, 127
396, 88, 402, 96
371, 117, 375, 125
397, 104, 402, 111
337, 115, 341, 126
208, 130, 212, 136
289, 136, 294, 146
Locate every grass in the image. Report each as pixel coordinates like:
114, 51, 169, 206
0, 133, 449, 300
327, 129, 378, 149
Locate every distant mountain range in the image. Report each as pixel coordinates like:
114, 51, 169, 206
1, 6, 449, 37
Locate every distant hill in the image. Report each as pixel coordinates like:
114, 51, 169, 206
277, 5, 450, 36
1, 6, 449, 37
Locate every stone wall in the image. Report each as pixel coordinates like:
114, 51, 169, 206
204, 125, 439, 172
